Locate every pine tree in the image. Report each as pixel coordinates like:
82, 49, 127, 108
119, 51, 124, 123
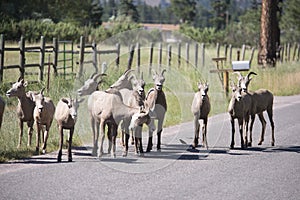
170, 0, 196, 24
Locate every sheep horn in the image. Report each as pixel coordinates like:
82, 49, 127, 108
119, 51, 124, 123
140, 72, 144, 80
161, 69, 167, 76
40, 88, 45, 95
93, 73, 107, 81
246, 72, 257, 80
233, 72, 243, 81
123, 69, 134, 77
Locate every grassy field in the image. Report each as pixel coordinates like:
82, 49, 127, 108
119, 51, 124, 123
0, 40, 299, 162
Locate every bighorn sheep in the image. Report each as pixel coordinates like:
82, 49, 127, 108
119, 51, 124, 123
0, 96, 5, 129
55, 97, 83, 162
77, 73, 106, 96
82, 69, 135, 156
145, 69, 167, 152
6, 78, 36, 148
88, 90, 151, 158
228, 83, 252, 149
31, 88, 55, 153
235, 71, 275, 146
191, 82, 211, 149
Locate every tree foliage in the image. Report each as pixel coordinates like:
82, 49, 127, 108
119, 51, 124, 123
170, 0, 196, 24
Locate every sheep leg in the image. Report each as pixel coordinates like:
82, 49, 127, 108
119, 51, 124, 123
111, 125, 117, 158
238, 118, 245, 149
192, 117, 200, 149
156, 119, 164, 152
107, 123, 113, 154
230, 117, 235, 149
146, 120, 154, 152
27, 121, 34, 147
42, 125, 51, 154
122, 131, 130, 157
91, 116, 97, 156
248, 114, 255, 147
135, 126, 144, 156
97, 122, 105, 158
267, 108, 275, 146
68, 128, 74, 162
57, 126, 63, 162
202, 118, 208, 150
258, 113, 266, 145
243, 115, 250, 148
92, 120, 100, 156
36, 123, 41, 153
17, 120, 24, 148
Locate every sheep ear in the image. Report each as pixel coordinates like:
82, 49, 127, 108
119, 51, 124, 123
61, 98, 69, 105
23, 81, 28, 87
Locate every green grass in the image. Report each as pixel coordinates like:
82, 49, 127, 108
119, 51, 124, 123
0, 41, 300, 162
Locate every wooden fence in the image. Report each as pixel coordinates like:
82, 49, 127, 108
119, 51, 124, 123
0, 34, 299, 84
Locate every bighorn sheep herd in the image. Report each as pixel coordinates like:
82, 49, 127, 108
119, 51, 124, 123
2, 67, 275, 162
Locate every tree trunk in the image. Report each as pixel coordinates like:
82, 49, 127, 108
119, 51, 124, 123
258, 0, 280, 66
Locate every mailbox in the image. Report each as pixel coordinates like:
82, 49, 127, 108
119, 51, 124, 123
232, 60, 250, 71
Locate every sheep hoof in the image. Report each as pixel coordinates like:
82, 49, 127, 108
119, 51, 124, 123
271, 142, 275, 146
57, 158, 62, 163
68, 158, 72, 162
258, 141, 263, 145
111, 154, 116, 158
122, 151, 128, 157
42, 149, 46, 154
230, 145, 234, 149
247, 142, 252, 147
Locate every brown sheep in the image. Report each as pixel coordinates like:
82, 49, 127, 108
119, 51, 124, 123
31, 88, 55, 154
6, 78, 36, 148
191, 82, 211, 149
55, 97, 83, 162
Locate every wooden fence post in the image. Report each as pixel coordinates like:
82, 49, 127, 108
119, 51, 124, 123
78, 36, 85, 77
116, 43, 120, 67
0, 34, 4, 82
216, 43, 220, 57
92, 40, 98, 73
237, 50, 240, 61
195, 43, 198, 68
201, 43, 205, 67
127, 44, 135, 70
178, 42, 181, 68
224, 44, 228, 62
281, 45, 284, 62
52, 38, 58, 76
158, 43, 162, 68
167, 44, 172, 69
249, 47, 255, 65
136, 42, 140, 74
229, 44, 232, 63
19, 36, 25, 79
39, 36, 45, 81
186, 43, 189, 65
149, 43, 154, 76
241, 44, 246, 60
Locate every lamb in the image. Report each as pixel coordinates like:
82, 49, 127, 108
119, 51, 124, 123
31, 88, 55, 153
88, 90, 151, 158
191, 82, 211, 149
145, 69, 167, 152
6, 78, 36, 148
235, 71, 275, 146
228, 83, 252, 149
55, 97, 84, 162
0, 96, 5, 129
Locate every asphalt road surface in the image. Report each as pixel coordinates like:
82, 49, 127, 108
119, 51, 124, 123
0, 95, 300, 200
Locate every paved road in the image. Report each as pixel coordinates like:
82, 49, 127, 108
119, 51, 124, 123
1, 95, 300, 200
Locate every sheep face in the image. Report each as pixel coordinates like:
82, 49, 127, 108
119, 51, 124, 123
78, 78, 98, 96
6, 78, 27, 98
129, 108, 151, 130
109, 69, 134, 90
236, 72, 257, 92
231, 85, 243, 102
153, 70, 166, 91
61, 98, 84, 121
198, 82, 209, 101
32, 89, 45, 113
132, 78, 146, 96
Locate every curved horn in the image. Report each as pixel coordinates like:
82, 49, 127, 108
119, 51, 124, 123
93, 73, 107, 81
233, 71, 243, 81
89, 72, 97, 79
40, 88, 45, 95
161, 69, 167, 76
246, 71, 257, 80
123, 69, 134, 77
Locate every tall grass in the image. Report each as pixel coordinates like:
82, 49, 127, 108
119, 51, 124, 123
0, 42, 299, 162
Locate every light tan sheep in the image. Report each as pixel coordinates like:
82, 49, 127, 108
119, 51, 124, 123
31, 88, 55, 154
191, 82, 211, 149
228, 83, 252, 149
145, 69, 167, 152
6, 78, 36, 148
235, 71, 275, 146
55, 97, 83, 162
